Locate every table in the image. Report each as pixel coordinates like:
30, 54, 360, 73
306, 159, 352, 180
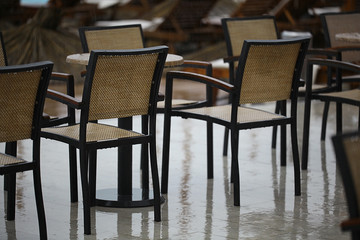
67, 52, 183, 208
335, 32, 360, 43
66, 52, 184, 67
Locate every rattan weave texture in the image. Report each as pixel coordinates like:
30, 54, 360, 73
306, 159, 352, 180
0, 153, 25, 166
239, 43, 301, 104
89, 53, 158, 121
182, 105, 284, 123
42, 122, 142, 142
227, 18, 278, 56
325, 13, 360, 62
85, 28, 144, 52
0, 69, 42, 142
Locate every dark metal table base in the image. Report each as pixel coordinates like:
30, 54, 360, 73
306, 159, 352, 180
95, 188, 165, 208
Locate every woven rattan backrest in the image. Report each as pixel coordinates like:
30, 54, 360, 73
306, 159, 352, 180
223, 17, 278, 57
80, 25, 145, 52
86, 47, 167, 121
342, 134, 360, 215
238, 40, 304, 104
322, 12, 360, 62
0, 62, 52, 142
0, 32, 7, 66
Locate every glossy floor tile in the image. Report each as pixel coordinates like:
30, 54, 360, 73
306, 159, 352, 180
0, 83, 357, 239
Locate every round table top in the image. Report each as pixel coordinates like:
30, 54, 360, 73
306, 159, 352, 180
335, 32, 360, 43
66, 52, 184, 67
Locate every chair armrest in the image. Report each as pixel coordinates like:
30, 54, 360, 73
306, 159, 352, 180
166, 71, 234, 93
46, 89, 82, 109
330, 45, 360, 53
182, 60, 213, 76
341, 218, 360, 232
50, 72, 75, 97
307, 48, 340, 58
223, 55, 239, 63
308, 58, 360, 73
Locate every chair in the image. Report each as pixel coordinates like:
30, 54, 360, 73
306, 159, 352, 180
41, 46, 168, 234
321, 11, 360, 65
332, 131, 360, 240
162, 38, 310, 205
220, 16, 287, 163
0, 31, 78, 202
302, 58, 360, 169
301, 12, 360, 169
0, 61, 54, 240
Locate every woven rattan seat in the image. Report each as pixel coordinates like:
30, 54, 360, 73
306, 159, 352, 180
0, 154, 25, 166
41, 46, 168, 235
0, 61, 53, 239
332, 131, 360, 240
162, 38, 310, 206
43, 122, 142, 142
183, 105, 285, 123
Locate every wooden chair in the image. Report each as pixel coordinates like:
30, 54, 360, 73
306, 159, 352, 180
302, 58, 360, 169
0, 61, 54, 240
332, 131, 360, 240
0, 31, 78, 203
41, 46, 168, 234
161, 38, 310, 205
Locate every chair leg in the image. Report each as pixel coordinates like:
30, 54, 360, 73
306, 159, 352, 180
291, 121, 301, 196
150, 140, 161, 222
301, 95, 312, 170
320, 101, 330, 141
358, 108, 360, 131
69, 145, 78, 203
223, 128, 229, 156
230, 129, 240, 206
79, 149, 91, 235
207, 121, 214, 179
4, 142, 17, 192
33, 168, 47, 239
336, 102, 343, 135
141, 115, 149, 190
272, 101, 281, 149
161, 113, 171, 194
88, 150, 97, 207
280, 101, 286, 166
6, 173, 16, 221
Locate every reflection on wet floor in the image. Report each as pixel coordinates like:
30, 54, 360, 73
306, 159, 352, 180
0, 82, 357, 239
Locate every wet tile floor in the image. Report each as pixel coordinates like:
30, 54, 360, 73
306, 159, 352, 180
0, 82, 358, 239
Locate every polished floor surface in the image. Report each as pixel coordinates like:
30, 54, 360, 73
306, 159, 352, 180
0, 82, 358, 239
